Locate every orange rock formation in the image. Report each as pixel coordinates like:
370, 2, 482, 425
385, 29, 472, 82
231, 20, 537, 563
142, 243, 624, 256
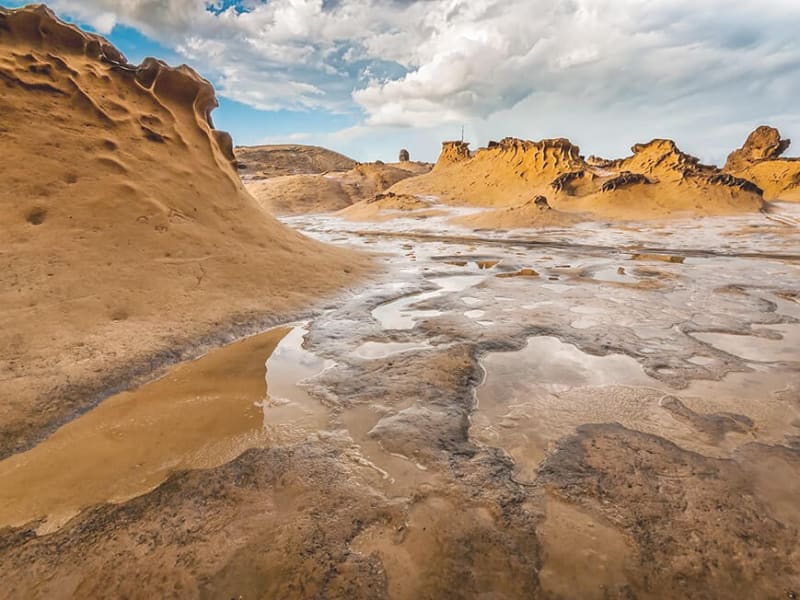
725, 126, 800, 201
0, 4, 368, 456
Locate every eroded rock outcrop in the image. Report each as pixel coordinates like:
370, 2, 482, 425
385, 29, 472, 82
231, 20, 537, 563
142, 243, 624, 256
725, 126, 800, 201
601, 171, 653, 192
435, 140, 472, 167
725, 126, 791, 172
558, 139, 764, 218
609, 139, 717, 181
0, 4, 368, 457
390, 134, 764, 222
395, 137, 589, 208
244, 159, 432, 216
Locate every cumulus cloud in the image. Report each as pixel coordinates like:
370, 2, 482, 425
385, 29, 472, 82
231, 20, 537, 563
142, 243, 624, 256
45, 0, 800, 160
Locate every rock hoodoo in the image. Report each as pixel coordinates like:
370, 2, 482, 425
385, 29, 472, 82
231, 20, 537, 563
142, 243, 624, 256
725, 126, 791, 172
399, 148, 410, 162
724, 126, 800, 201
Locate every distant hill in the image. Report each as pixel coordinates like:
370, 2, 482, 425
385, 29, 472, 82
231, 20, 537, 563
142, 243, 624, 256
244, 161, 432, 215
234, 144, 358, 179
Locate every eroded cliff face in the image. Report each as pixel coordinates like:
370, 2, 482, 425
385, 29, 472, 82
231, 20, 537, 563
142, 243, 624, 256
392, 137, 588, 210
0, 4, 369, 457
435, 140, 472, 167
554, 139, 764, 220
725, 126, 800, 201
435, 137, 584, 179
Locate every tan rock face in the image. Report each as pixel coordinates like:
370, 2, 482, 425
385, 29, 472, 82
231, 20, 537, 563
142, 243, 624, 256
389, 135, 764, 222
725, 125, 791, 172
0, 4, 369, 457
435, 140, 472, 167
724, 126, 800, 201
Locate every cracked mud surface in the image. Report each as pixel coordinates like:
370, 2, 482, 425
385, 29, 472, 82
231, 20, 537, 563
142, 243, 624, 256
2, 206, 800, 599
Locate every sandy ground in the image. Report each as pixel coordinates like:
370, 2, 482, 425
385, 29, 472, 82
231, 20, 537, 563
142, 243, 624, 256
0, 5, 371, 459
2, 203, 799, 598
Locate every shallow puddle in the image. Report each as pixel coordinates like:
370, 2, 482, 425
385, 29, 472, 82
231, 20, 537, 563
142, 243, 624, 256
692, 325, 800, 363
260, 325, 332, 441
538, 495, 633, 599
674, 369, 800, 453
587, 266, 631, 283
464, 310, 486, 320
0, 324, 329, 532
471, 336, 664, 481
354, 341, 431, 359
337, 403, 439, 492
461, 296, 481, 307
479, 336, 655, 393
371, 275, 485, 330
371, 290, 443, 329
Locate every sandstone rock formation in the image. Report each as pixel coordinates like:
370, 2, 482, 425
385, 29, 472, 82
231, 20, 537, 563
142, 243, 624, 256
725, 126, 791, 172
338, 191, 443, 221
724, 126, 800, 201
399, 148, 410, 162
436, 140, 472, 167
389, 136, 764, 223
453, 194, 584, 229
0, 4, 368, 457
394, 137, 587, 207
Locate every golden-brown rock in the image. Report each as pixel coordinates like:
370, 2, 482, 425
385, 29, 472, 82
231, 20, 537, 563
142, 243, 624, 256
725, 126, 800, 201
0, 4, 370, 457
436, 140, 472, 167
392, 137, 586, 209
725, 126, 791, 172
389, 136, 764, 223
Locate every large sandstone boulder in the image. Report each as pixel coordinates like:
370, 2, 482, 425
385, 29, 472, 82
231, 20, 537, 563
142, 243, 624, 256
725, 126, 791, 172
724, 126, 800, 201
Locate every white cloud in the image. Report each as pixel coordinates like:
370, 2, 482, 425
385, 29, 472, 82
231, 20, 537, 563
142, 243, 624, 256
44, 0, 800, 162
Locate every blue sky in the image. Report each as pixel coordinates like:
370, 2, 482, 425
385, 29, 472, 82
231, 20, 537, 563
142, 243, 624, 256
5, 1, 800, 164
